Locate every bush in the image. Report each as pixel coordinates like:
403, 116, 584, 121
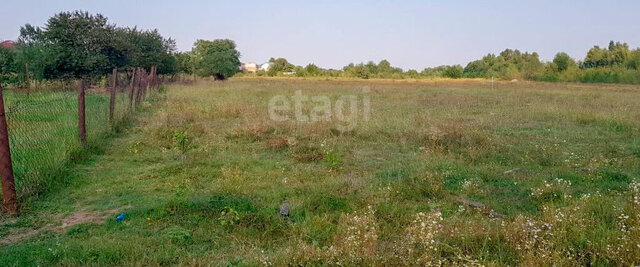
443, 65, 463, 79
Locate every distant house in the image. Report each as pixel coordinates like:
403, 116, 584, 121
258, 62, 272, 71
242, 62, 258, 73
0, 40, 16, 49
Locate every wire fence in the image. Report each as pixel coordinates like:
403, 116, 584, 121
0, 67, 160, 207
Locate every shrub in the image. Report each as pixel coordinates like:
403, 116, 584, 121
443, 65, 463, 79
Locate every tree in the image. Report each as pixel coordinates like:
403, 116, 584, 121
267, 57, 294, 76
344, 63, 370, 79
157, 53, 178, 76
0, 47, 15, 85
42, 11, 115, 79
464, 54, 496, 78
608, 41, 630, 66
553, 52, 575, 72
519, 52, 544, 79
193, 39, 240, 80
304, 64, 321, 76
175, 51, 196, 74
365, 61, 378, 75
15, 25, 56, 88
377, 59, 392, 73
626, 49, 640, 70
12, 43, 51, 88
123, 28, 175, 70
443, 65, 463, 78
583, 46, 606, 68
405, 69, 419, 78
17, 24, 43, 45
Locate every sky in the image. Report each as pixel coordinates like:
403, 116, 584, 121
1, 0, 639, 70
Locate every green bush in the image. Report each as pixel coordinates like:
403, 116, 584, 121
443, 65, 463, 78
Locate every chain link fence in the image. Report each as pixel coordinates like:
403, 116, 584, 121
1, 68, 158, 204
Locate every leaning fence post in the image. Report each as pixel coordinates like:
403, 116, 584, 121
0, 84, 18, 215
109, 68, 117, 124
78, 79, 87, 144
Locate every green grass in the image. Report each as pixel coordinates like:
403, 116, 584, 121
1, 78, 639, 265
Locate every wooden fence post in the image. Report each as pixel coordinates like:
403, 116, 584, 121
142, 68, 147, 100
25, 63, 31, 98
109, 68, 117, 124
78, 80, 87, 144
0, 84, 18, 215
136, 68, 144, 105
129, 68, 136, 111
135, 68, 142, 106
151, 66, 157, 89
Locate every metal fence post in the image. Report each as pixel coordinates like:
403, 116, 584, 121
0, 84, 18, 215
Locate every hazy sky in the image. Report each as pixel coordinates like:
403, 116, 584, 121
1, 0, 639, 70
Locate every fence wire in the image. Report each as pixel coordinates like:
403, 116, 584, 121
4, 85, 136, 199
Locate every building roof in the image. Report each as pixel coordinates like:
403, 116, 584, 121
1, 40, 16, 49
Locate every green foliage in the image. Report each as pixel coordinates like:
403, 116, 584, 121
342, 59, 403, 79
463, 49, 543, 80
218, 206, 241, 229
625, 49, 640, 70
1, 10, 179, 86
267, 57, 294, 76
41, 11, 115, 79
193, 39, 240, 80
345, 63, 371, 79
442, 65, 463, 78
583, 41, 631, 68
420, 65, 448, 77
0, 47, 15, 85
553, 52, 575, 72
304, 64, 321, 76
12, 43, 52, 86
405, 69, 419, 78
174, 52, 196, 74
324, 150, 343, 169
120, 28, 175, 71
173, 130, 193, 155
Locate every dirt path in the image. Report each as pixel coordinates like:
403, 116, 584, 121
0, 206, 131, 245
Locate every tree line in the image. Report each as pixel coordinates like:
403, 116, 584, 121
240, 41, 640, 84
2, 11, 637, 85
0, 11, 242, 89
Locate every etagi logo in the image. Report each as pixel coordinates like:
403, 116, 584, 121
268, 86, 371, 133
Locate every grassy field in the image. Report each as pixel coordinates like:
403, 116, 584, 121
1, 77, 639, 265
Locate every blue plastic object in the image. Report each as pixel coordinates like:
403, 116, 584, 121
116, 213, 126, 222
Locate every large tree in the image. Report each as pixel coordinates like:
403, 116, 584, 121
42, 11, 115, 79
121, 28, 175, 70
193, 39, 240, 80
